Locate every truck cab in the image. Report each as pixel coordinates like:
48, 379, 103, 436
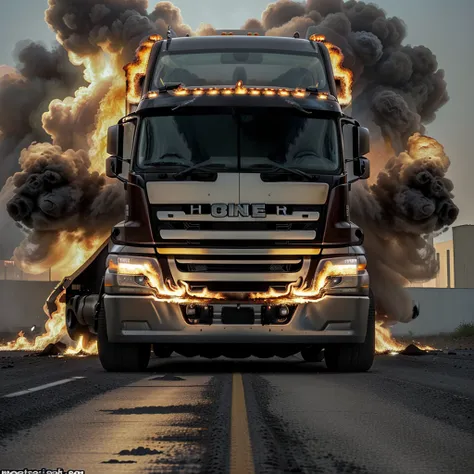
63, 31, 374, 372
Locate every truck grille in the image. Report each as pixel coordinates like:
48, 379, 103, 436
151, 204, 325, 248
168, 256, 311, 287
176, 260, 303, 273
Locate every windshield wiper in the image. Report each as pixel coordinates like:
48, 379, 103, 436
157, 82, 184, 92
283, 97, 312, 115
156, 82, 203, 111
173, 159, 226, 179
250, 163, 317, 180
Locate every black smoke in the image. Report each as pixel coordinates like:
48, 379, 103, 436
0, 41, 83, 187
0, 41, 84, 259
45, 0, 191, 62
7, 143, 124, 270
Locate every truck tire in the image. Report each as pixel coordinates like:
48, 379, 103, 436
324, 292, 375, 373
153, 344, 173, 358
97, 303, 151, 372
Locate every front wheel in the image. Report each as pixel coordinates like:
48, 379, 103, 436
97, 303, 151, 372
324, 292, 375, 373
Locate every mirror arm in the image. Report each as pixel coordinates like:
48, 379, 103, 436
114, 172, 128, 185
113, 156, 130, 185
116, 156, 131, 164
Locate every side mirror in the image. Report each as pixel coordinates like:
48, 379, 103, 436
107, 125, 121, 156
353, 157, 370, 179
106, 156, 122, 178
357, 127, 370, 156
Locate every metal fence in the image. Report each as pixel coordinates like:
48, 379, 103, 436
0, 260, 61, 281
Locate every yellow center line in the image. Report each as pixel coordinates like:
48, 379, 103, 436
230, 372, 255, 474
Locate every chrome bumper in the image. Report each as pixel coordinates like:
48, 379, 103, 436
103, 295, 370, 344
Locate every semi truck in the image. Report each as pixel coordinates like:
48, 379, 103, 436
56, 28, 374, 372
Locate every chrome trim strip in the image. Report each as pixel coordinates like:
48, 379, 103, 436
176, 259, 301, 264
321, 246, 365, 255
157, 248, 322, 255
160, 230, 316, 240
168, 258, 311, 282
157, 211, 320, 221
109, 244, 156, 255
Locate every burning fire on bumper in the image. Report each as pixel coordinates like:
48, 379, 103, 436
106, 255, 369, 305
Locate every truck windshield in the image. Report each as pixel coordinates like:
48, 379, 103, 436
152, 51, 329, 91
137, 112, 339, 173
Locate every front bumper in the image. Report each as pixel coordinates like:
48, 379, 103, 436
104, 294, 369, 344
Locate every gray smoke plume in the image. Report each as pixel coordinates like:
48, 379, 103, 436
351, 133, 457, 322
0, 41, 83, 187
1, 0, 457, 324
45, 0, 191, 62
0, 41, 84, 259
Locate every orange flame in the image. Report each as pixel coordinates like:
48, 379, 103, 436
114, 259, 360, 305
309, 34, 353, 106
0, 292, 66, 351
114, 259, 226, 304
375, 322, 436, 354
249, 260, 361, 304
0, 291, 98, 354
124, 35, 163, 105
64, 336, 98, 356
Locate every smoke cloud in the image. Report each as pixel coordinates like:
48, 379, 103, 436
351, 134, 457, 321
7, 143, 124, 271
0, 0, 457, 324
0, 41, 84, 259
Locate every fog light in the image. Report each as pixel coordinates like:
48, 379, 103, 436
279, 305, 289, 317
186, 304, 196, 317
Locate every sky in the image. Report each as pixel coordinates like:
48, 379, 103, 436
0, 0, 473, 233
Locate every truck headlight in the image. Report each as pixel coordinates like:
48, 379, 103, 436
106, 255, 164, 294
316, 256, 368, 295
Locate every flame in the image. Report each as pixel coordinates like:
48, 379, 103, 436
375, 321, 437, 354
20, 231, 108, 277
309, 34, 353, 106
64, 336, 98, 356
114, 260, 226, 304
89, 77, 126, 172
114, 259, 361, 305
249, 260, 360, 304
0, 289, 98, 355
124, 35, 163, 105
0, 292, 66, 351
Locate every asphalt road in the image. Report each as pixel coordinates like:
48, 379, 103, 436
0, 351, 473, 474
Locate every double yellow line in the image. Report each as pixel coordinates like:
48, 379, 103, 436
230, 373, 255, 474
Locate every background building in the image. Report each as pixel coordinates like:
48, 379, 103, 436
410, 225, 474, 289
